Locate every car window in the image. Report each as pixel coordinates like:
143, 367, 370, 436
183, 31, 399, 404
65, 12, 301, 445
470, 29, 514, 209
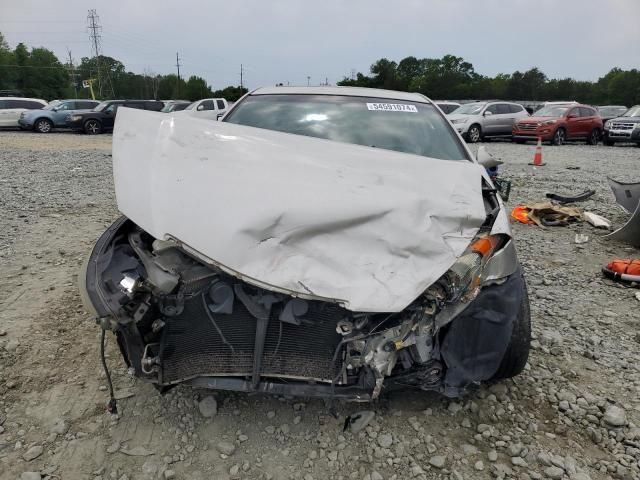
225, 94, 470, 161
497, 104, 511, 114
145, 101, 164, 111
485, 104, 499, 114
509, 104, 523, 114
579, 107, 594, 117
567, 108, 580, 118
79, 101, 97, 109
0, 100, 5, 109
197, 100, 215, 111
216, 99, 226, 110
58, 102, 73, 111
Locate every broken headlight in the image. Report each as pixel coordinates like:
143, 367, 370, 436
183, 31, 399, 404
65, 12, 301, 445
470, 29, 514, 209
428, 234, 505, 305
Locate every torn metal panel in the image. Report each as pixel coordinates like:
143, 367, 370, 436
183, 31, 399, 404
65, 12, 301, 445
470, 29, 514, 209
606, 178, 640, 247
606, 201, 640, 247
112, 108, 487, 312
607, 177, 640, 214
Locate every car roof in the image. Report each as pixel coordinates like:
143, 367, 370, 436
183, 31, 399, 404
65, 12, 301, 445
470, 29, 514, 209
0, 97, 47, 103
250, 86, 432, 103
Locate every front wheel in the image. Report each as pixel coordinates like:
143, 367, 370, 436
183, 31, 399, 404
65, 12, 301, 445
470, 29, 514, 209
551, 128, 566, 146
84, 119, 102, 135
491, 280, 531, 380
35, 118, 53, 133
586, 128, 600, 145
466, 125, 482, 143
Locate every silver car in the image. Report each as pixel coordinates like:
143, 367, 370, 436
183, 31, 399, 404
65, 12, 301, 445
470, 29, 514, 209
448, 101, 529, 143
80, 86, 530, 406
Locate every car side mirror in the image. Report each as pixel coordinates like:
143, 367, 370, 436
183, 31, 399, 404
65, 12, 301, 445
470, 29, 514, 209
477, 146, 503, 169
216, 113, 224, 121
484, 111, 493, 116
197, 105, 204, 111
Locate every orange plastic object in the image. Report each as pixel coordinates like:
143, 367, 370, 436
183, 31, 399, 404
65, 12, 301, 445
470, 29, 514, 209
511, 205, 533, 224
606, 259, 640, 276
471, 236, 501, 257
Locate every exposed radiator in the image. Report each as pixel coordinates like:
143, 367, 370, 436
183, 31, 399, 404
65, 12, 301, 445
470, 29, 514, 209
159, 293, 345, 384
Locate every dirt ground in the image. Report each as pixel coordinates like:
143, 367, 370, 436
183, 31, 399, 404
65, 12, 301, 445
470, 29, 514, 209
1, 131, 639, 480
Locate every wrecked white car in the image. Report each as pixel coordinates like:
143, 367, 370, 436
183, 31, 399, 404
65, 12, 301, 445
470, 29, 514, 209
80, 86, 530, 407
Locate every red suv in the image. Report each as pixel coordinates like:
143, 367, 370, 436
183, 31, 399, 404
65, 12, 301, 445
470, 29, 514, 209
512, 104, 602, 145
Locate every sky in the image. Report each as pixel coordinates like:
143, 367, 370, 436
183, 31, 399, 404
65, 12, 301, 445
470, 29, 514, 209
1, 0, 639, 90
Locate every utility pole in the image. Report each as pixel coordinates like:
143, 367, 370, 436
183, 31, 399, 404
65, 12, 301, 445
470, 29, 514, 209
87, 9, 114, 98
66, 48, 77, 97
240, 63, 244, 89
87, 9, 103, 96
175, 52, 182, 97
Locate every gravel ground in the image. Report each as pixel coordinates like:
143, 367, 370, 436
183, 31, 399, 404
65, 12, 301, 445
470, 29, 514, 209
1, 131, 639, 480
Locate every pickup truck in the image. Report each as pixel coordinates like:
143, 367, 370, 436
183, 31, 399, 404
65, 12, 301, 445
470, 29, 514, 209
179, 98, 229, 120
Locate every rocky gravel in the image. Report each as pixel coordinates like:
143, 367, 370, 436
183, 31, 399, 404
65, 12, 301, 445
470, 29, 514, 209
1, 131, 639, 479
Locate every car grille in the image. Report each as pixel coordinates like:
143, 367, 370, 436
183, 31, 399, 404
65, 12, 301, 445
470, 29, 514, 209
517, 123, 538, 131
159, 293, 345, 384
610, 122, 634, 130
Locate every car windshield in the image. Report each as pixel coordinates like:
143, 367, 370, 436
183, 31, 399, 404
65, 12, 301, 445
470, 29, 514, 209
224, 94, 469, 161
534, 106, 569, 117
94, 101, 111, 112
622, 106, 640, 117
184, 101, 198, 110
599, 106, 627, 117
451, 103, 485, 115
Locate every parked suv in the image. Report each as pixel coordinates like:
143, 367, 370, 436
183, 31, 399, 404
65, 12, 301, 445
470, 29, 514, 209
19, 99, 99, 133
512, 104, 602, 145
66, 100, 164, 134
602, 105, 640, 146
0, 97, 47, 128
448, 101, 529, 142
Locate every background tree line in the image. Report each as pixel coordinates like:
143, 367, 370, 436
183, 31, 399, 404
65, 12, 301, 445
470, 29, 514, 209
338, 55, 640, 107
0, 32, 248, 102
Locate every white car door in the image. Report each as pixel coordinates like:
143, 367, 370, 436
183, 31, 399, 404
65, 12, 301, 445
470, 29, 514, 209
194, 99, 218, 120
0, 100, 14, 126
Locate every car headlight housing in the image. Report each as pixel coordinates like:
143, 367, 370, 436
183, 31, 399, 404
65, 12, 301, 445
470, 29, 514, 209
68, 115, 82, 122
634, 123, 640, 130
604, 120, 611, 129
425, 234, 506, 307
450, 118, 467, 125
542, 120, 556, 126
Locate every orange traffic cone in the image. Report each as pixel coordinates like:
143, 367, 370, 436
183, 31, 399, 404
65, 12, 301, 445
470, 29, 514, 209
529, 137, 545, 166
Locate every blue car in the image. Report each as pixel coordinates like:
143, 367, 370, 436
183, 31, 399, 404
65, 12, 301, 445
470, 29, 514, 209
19, 99, 100, 133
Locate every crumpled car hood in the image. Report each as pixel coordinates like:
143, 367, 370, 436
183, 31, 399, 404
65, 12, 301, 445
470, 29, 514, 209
112, 108, 488, 312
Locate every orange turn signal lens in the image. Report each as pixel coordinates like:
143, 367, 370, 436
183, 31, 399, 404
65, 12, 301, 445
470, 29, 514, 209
470, 235, 501, 258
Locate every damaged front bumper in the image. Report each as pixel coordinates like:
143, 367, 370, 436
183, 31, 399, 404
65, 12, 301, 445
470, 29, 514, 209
81, 216, 527, 401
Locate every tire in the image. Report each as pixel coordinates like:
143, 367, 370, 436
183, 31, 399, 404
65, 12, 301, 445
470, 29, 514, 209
84, 119, 102, 135
551, 128, 566, 146
466, 124, 482, 143
34, 118, 53, 133
491, 279, 531, 380
586, 128, 600, 145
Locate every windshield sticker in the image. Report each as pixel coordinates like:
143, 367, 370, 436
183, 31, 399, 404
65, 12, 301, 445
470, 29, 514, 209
366, 103, 418, 113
